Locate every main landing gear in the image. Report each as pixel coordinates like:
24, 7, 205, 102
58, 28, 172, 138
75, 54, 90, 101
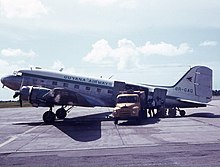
156, 107, 186, 118
167, 108, 186, 118
42, 106, 73, 124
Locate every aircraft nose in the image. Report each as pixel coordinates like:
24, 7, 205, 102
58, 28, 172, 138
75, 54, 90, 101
1, 75, 22, 90
1, 76, 8, 85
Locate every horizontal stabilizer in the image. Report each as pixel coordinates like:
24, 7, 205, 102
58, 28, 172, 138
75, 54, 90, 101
177, 98, 208, 107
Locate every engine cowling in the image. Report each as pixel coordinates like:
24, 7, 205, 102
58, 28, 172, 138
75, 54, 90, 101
19, 86, 52, 107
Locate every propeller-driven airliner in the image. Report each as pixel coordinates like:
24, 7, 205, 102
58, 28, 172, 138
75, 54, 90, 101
1, 66, 212, 123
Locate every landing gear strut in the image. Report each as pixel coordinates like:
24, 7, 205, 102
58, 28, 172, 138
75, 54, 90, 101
42, 106, 74, 124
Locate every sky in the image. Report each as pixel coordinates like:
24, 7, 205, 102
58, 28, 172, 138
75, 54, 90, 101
0, 0, 220, 100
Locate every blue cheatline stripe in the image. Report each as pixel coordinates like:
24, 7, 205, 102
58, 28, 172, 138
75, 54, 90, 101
22, 72, 114, 90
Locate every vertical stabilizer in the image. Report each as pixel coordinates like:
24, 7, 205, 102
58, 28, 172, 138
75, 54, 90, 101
169, 66, 212, 103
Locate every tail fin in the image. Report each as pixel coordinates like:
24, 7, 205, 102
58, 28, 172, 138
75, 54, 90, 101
170, 66, 212, 103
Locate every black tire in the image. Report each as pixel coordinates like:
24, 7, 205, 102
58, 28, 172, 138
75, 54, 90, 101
43, 111, 56, 124
179, 110, 186, 117
157, 108, 167, 118
136, 117, 141, 124
56, 108, 67, 119
136, 110, 143, 124
168, 108, 177, 118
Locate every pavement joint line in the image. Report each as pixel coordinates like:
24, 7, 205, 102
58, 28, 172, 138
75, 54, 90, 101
1, 143, 219, 156
190, 117, 220, 128
0, 122, 44, 149
115, 124, 125, 145
0, 143, 184, 155
0, 136, 18, 148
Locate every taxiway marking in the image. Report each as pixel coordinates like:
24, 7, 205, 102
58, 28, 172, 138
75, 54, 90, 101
0, 123, 43, 148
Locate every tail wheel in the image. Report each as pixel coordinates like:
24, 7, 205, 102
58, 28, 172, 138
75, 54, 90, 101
179, 110, 186, 117
56, 108, 67, 119
43, 111, 55, 124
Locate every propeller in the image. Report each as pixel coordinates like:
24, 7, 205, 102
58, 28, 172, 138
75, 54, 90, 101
13, 91, 20, 98
13, 91, 22, 107
19, 96, 22, 107
13, 78, 24, 107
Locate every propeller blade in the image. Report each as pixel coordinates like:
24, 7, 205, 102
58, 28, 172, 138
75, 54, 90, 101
19, 96, 22, 107
20, 78, 24, 89
13, 91, 20, 98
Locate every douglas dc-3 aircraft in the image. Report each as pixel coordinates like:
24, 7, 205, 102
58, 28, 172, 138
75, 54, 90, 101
1, 66, 212, 123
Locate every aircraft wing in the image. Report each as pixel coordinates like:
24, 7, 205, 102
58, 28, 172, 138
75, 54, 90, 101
42, 88, 92, 106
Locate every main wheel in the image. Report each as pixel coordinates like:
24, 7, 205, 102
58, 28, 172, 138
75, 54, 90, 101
157, 108, 167, 118
43, 111, 56, 124
56, 108, 67, 119
168, 108, 177, 118
179, 110, 186, 117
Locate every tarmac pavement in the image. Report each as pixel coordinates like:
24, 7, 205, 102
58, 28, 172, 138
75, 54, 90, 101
0, 100, 220, 166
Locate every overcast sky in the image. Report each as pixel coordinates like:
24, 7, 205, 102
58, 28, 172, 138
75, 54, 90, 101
0, 0, 220, 100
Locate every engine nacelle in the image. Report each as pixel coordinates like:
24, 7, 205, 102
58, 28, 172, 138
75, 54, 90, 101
20, 86, 52, 107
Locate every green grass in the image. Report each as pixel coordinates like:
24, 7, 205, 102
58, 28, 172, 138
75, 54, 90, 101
0, 101, 32, 108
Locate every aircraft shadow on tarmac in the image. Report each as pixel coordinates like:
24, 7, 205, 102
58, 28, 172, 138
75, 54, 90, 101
13, 111, 161, 142
51, 112, 160, 141
52, 112, 113, 142
187, 112, 220, 118
117, 118, 160, 126
14, 111, 220, 142
14, 112, 112, 142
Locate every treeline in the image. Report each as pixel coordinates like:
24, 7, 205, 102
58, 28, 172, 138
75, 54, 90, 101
213, 90, 220, 96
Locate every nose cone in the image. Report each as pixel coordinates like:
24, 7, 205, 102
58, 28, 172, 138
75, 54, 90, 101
1, 76, 8, 86
1, 76, 5, 85
1, 75, 22, 90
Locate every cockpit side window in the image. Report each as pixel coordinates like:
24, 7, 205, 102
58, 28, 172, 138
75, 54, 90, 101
13, 71, 22, 76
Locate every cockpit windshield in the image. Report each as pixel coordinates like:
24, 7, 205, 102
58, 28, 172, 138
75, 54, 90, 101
117, 96, 138, 103
13, 71, 22, 76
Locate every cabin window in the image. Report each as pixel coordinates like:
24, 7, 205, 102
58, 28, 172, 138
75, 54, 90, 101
97, 88, 101, 93
52, 81, 57, 86
108, 90, 113, 94
41, 80, 44, 83
74, 85, 79, 89
33, 79, 38, 84
86, 86, 90, 91
63, 83, 68, 87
